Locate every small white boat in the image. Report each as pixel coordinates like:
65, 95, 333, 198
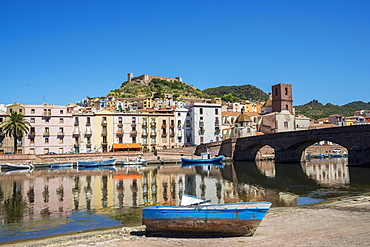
122, 156, 148, 165
2, 162, 33, 170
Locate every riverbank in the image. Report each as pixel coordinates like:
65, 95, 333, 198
6, 194, 370, 247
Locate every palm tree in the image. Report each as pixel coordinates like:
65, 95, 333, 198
0, 111, 30, 154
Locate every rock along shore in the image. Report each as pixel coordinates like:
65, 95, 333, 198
5, 194, 370, 247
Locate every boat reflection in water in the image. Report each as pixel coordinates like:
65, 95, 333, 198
1, 158, 370, 242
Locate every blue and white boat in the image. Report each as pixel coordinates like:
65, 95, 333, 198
97, 158, 117, 166
77, 161, 99, 167
49, 162, 73, 168
77, 158, 117, 167
142, 197, 272, 236
181, 153, 224, 163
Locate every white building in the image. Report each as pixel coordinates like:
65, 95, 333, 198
186, 103, 222, 145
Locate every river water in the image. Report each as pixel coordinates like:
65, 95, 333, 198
1, 158, 370, 243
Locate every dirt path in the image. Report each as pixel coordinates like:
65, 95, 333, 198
6, 195, 370, 247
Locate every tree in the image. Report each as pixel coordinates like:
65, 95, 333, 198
0, 111, 30, 154
221, 93, 235, 102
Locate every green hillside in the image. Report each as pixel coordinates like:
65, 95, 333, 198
294, 100, 370, 120
107, 78, 206, 99
203, 84, 269, 102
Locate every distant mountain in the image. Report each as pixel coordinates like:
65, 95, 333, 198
294, 100, 370, 120
203, 85, 269, 102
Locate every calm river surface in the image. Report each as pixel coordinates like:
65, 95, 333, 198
1, 158, 370, 242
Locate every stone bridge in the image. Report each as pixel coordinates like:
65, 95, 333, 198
219, 125, 370, 166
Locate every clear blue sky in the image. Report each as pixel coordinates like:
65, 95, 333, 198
1, 0, 369, 106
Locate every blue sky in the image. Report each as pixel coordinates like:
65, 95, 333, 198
1, 0, 369, 106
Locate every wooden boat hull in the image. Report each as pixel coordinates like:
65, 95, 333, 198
50, 163, 73, 168
97, 159, 117, 166
181, 155, 224, 163
77, 161, 99, 167
142, 202, 271, 236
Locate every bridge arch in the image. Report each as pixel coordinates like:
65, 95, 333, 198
226, 125, 370, 166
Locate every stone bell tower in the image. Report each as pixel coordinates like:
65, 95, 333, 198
272, 83, 293, 114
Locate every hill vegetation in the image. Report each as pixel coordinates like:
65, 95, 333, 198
203, 85, 269, 102
294, 100, 370, 120
107, 78, 206, 99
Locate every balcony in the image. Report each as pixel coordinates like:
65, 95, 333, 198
57, 132, 65, 137
130, 130, 137, 137
86, 122, 91, 126
73, 132, 80, 138
101, 131, 107, 136
215, 121, 220, 127
131, 123, 137, 127
142, 133, 148, 137
150, 122, 156, 127
170, 123, 175, 128
42, 112, 51, 117
177, 124, 182, 129
101, 140, 108, 145
142, 122, 148, 128
117, 123, 123, 127
161, 124, 167, 129
185, 123, 191, 127
74, 121, 79, 126
43, 132, 50, 137
170, 132, 175, 137
199, 121, 204, 127
28, 132, 35, 138
101, 121, 107, 126
116, 131, 123, 137
150, 133, 156, 138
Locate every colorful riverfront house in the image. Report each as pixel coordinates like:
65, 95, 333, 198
23, 103, 73, 154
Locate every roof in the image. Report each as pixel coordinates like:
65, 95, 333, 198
235, 113, 252, 122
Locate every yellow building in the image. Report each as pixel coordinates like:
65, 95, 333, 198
94, 109, 114, 152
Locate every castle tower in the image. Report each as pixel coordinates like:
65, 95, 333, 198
127, 73, 133, 81
272, 83, 293, 114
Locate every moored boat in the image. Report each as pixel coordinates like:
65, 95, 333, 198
142, 200, 272, 236
97, 158, 117, 166
121, 156, 148, 165
2, 162, 33, 170
49, 162, 73, 168
181, 152, 224, 163
77, 161, 99, 167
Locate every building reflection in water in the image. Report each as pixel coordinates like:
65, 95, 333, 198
0, 158, 368, 225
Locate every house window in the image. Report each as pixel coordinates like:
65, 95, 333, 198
45, 138, 49, 143
60, 118, 64, 123
284, 122, 288, 129
200, 108, 203, 114
31, 109, 35, 114
30, 118, 35, 123
30, 138, 35, 144
60, 110, 64, 114
59, 138, 64, 144
215, 109, 218, 115
30, 148, 35, 154
44, 148, 49, 154
59, 148, 63, 154
285, 87, 288, 95
200, 137, 204, 144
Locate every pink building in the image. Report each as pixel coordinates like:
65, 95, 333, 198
24, 103, 73, 154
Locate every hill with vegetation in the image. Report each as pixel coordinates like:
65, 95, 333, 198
294, 100, 370, 120
107, 79, 269, 102
203, 84, 269, 102
107, 78, 207, 99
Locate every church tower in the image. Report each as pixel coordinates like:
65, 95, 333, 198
272, 83, 293, 114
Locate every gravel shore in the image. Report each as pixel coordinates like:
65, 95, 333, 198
5, 194, 370, 247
